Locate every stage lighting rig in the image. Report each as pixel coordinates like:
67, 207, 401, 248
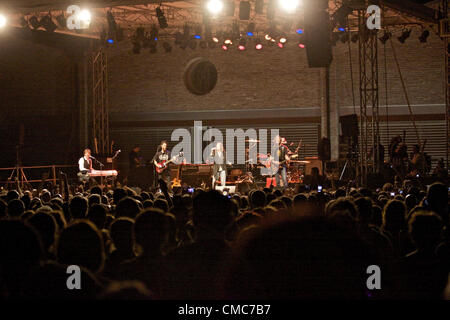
29, 16, 41, 29
207, 0, 224, 14
156, 7, 168, 29
40, 15, 58, 32
418, 29, 430, 43
0, 14, 7, 29
397, 29, 411, 43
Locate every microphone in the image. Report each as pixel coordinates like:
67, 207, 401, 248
89, 156, 96, 160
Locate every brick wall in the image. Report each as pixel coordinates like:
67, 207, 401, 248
107, 29, 445, 114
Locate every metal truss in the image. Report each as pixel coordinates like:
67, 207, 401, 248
92, 49, 110, 155
358, 8, 380, 186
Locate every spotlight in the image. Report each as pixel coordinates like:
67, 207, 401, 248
207, 0, 224, 14
298, 43, 305, 48
224, 39, 232, 45
238, 38, 246, 50
150, 25, 159, 42
277, 42, 284, 48
296, 28, 304, 34
212, 37, 219, 43
338, 27, 346, 32
255, 37, 263, 50
247, 22, 255, 36
132, 41, 141, 54
0, 14, 6, 28
29, 16, 41, 29
221, 44, 228, 50
78, 9, 91, 29
40, 15, 57, 32
156, 7, 168, 29
163, 41, 172, 52
419, 30, 430, 43
279, 37, 287, 44
265, 34, 271, 41
351, 33, 359, 43
397, 29, 411, 43
379, 30, 390, 44
107, 38, 114, 44
279, 0, 301, 13
200, 41, 207, 49
194, 35, 202, 39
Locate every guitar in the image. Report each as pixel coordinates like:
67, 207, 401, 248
155, 152, 184, 174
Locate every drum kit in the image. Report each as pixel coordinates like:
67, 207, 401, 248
232, 138, 310, 184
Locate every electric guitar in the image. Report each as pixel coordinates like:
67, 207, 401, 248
155, 152, 184, 174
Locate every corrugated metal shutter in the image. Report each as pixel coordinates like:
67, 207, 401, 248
111, 123, 320, 166
378, 120, 447, 168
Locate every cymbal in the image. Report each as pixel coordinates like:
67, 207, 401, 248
246, 139, 260, 142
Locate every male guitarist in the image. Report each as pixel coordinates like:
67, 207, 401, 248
152, 140, 172, 190
273, 135, 290, 190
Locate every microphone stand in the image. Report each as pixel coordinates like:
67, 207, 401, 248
92, 157, 105, 187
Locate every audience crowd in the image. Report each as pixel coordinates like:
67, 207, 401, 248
0, 179, 449, 299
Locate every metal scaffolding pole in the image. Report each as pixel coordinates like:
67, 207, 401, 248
92, 49, 110, 155
358, 8, 380, 186
444, 0, 450, 171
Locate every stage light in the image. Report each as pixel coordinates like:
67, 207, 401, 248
279, 37, 287, 44
156, 7, 168, 29
247, 22, 255, 36
296, 28, 303, 34
40, 15, 57, 32
29, 16, 41, 29
419, 29, 430, 43
224, 39, 232, 45
221, 44, 228, 50
238, 38, 246, 50
212, 37, 219, 43
279, 0, 301, 13
79, 9, 91, 24
256, 43, 263, 50
163, 41, 172, 52
194, 35, 202, 39
207, 0, 224, 14
338, 27, 345, 32
351, 33, 359, 43
298, 43, 305, 48
0, 14, 6, 28
107, 38, 114, 44
277, 42, 284, 48
397, 29, 411, 43
379, 30, 390, 44
265, 34, 271, 40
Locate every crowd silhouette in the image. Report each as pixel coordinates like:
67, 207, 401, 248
0, 179, 449, 299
